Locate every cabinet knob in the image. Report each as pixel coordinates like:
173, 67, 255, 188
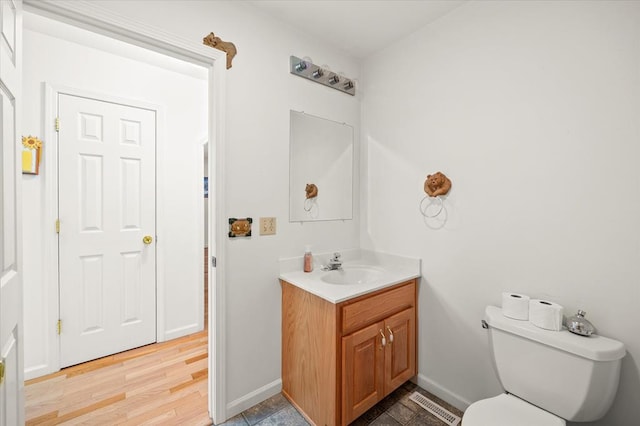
143, 235, 153, 245
379, 329, 386, 348
387, 326, 394, 344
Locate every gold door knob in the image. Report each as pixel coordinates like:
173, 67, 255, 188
143, 235, 153, 245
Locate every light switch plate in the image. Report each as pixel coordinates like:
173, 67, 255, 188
259, 217, 276, 235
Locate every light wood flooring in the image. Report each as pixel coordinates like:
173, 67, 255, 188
25, 249, 211, 425
25, 330, 210, 425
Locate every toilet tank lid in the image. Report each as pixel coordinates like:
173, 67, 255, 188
485, 306, 626, 361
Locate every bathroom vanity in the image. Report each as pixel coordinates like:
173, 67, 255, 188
280, 250, 420, 426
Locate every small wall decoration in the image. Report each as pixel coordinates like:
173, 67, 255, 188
203, 32, 237, 69
420, 171, 452, 222
22, 135, 43, 175
228, 217, 252, 238
305, 183, 318, 199
424, 172, 451, 197
304, 183, 318, 213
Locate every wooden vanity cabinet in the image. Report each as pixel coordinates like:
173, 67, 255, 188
342, 306, 416, 424
281, 279, 417, 426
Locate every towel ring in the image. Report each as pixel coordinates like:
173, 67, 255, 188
420, 195, 443, 218
304, 197, 315, 212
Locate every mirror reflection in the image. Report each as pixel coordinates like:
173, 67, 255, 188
289, 111, 353, 222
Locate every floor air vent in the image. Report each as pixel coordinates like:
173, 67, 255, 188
408, 392, 461, 426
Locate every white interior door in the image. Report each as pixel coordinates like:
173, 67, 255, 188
58, 93, 157, 368
0, 0, 23, 424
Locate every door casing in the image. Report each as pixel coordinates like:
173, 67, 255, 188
25, 0, 228, 422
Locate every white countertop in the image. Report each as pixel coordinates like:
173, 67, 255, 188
279, 249, 421, 304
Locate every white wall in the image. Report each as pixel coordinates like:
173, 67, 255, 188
77, 0, 361, 410
361, 1, 640, 425
22, 17, 208, 378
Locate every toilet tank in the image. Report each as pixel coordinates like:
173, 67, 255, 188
484, 306, 625, 422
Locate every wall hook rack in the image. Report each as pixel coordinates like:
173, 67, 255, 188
290, 56, 356, 96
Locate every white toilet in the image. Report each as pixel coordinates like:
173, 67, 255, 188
462, 306, 626, 425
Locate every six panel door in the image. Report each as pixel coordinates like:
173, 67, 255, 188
0, 0, 23, 424
58, 93, 157, 367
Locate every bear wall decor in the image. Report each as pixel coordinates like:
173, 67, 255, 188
424, 172, 452, 197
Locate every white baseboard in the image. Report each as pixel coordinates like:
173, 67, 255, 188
224, 375, 466, 422
416, 373, 472, 411
24, 364, 54, 381
225, 379, 282, 420
162, 323, 202, 342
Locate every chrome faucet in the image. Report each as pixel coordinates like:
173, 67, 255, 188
323, 252, 342, 271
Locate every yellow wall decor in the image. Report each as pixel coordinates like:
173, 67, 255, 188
22, 135, 43, 175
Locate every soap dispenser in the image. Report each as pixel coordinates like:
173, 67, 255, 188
566, 310, 595, 337
303, 246, 313, 273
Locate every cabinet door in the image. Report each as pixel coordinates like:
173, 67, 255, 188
384, 307, 416, 395
342, 320, 385, 425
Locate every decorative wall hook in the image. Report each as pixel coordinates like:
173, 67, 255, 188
420, 171, 451, 219
305, 183, 318, 199
203, 32, 237, 69
424, 172, 451, 197
304, 183, 318, 212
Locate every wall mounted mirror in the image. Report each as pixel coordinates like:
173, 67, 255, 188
289, 111, 353, 222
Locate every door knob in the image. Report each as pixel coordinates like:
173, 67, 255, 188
143, 235, 153, 245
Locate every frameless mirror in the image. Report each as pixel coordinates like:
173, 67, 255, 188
289, 111, 353, 222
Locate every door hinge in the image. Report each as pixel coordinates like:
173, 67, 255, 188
55, 219, 60, 234
57, 319, 62, 335
0, 359, 5, 385
55, 117, 60, 132
211, 256, 217, 267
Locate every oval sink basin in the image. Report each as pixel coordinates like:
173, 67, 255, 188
320, 266, 384, 285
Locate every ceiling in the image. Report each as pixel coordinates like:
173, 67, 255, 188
246, 0, 465, 59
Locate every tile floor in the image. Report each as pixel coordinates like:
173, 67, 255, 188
221, 382, 464, 426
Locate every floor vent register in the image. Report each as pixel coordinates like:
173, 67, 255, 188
409, 392, 462, 426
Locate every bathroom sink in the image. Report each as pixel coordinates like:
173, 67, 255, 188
320, 266, 384, 285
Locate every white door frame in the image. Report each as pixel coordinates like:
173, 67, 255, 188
24, 0, 228, 423
44, 84, 165, 366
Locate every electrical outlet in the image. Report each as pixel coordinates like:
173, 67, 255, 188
260, 217, 276, 235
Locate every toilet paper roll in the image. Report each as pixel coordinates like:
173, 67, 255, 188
501, 292, 530, 320
529, 299, 564, 331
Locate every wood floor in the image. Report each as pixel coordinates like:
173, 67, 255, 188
25, 330, 210, 425
25, 249, 211, 425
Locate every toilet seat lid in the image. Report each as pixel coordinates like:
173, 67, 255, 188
463, 394, 565, 426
